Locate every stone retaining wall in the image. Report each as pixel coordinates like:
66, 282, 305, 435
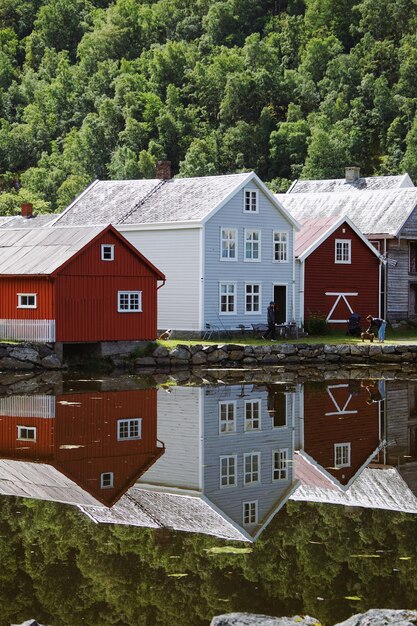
130, 342, 417, 370
0, 343, 62, 370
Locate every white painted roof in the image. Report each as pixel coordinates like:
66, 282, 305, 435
277, 188, 417, 237
0, 214, 60, 229
0, 225, 103, 274
289, 173, 413, 193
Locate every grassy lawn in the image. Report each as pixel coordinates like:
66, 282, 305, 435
158, 327, 417, 348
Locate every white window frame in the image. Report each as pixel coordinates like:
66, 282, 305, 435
335, 239, 351, 264
271, 394, 289, 429
219, 282, 237, 315
17, 425, 36, 441
273, 231, 289, 263
100, 472, 114, 488
245, 283, 262, 314
243, 500, 258, 525
117, 291, 142, 313
219, 400, 236, 434
243, 188, 259, 213
17, 293, 37, 309
272, 449, 288, 481
101, 244, 115, 261
244, 399, 261, 431
220, 455, 237, 488
244, 452, 261, 485
244, 229, 261, 261
334, 442, 351, 468
220, 228, 238, 261
117, 418, 142, 440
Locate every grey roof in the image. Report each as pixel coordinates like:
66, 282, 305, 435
53, 174, 252, 226
0, 214, 60, 229
289, 174, 413, 194
80, 487, 250, 541
0, 460, 102, 506
277, 188, 417, 237
291, 459, 417, 513
0, 225, 103, 274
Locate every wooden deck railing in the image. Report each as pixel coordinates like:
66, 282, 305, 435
0, 319, 56, 342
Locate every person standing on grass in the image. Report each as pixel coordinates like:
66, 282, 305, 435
366, 315, 387, 343
263, 301, 276, 341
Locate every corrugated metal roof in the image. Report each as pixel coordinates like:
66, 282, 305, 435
0, 225, 103, 275
53, 174, 252, 226
277, 188, 417, 236
289, 174, 412, 194
295, 216, 340, 257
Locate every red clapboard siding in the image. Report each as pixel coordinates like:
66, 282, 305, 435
303, 382, 380, 485
0, 415, 54, 460
304, 223, 380, 327
0, 278, 53, 319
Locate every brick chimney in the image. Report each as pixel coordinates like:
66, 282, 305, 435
345, 166, 360, 182
21, 202, 33, 218
156, 160, 172, 180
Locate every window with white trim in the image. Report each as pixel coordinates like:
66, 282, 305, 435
273, 449, 288, 480
219, 401, 236, 434
221, 228, 237, 260
220, 455, 237, 488
100, 472, 114, 488
219, 282, 236, 314
334, 443, 351, 467
245, 283, 261, 314
17, 294, 37, 309
243, 501, 258, 525
273, 232, 288, 262
335, 239, 351, 264
244, 452, 260, 485
244, 189, 258, 213
117, 291, 142, 312
244, 229, 260, 261
101, 244, 115, 261
17, 426, 36, 441
117, 418, 142, 440
244, 399, 261, 431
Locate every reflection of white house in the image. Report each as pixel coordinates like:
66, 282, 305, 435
81, 384, 303, 542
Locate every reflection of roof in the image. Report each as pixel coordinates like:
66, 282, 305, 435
80, 487, 251, 542
292, 456, 417, 513
277, 188, 417, 237
289, 174, 413, 193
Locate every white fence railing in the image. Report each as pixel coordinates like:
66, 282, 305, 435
0, 394, 55, 418
0, 319, 56, 342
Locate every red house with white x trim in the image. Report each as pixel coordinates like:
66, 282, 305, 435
296, 215, 383, 330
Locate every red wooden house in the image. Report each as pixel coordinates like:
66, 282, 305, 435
0, 389, 164, 506
296, 215, 383, 330
0, 225, 165, 343
300, 380, 383, 488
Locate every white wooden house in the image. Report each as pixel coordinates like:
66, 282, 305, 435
51, 169, 300, 334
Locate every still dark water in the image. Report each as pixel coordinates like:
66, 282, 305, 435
1, 369, 417, 626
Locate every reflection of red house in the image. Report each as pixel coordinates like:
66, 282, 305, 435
301, 381, 382, 488
296, 216, 382, 328
0, 389, 164, 506
0, 224, 165, 343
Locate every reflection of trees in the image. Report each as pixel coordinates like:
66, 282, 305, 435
1, 497, 417, 625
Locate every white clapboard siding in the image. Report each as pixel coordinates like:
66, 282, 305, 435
0, 319, 55, 342
0, 395, 55, 418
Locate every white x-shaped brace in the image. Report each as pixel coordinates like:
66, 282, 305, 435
325, 292, 358, 323
325, 384, 358, 416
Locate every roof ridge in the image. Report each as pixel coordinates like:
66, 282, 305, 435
118, 180, 166, 224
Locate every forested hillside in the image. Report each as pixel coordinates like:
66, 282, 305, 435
0, 0, 417, 213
